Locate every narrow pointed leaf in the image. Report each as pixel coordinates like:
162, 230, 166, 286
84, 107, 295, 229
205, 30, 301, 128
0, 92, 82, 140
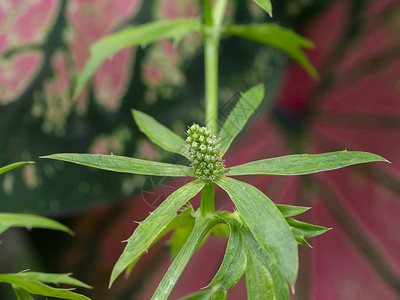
0, 213, 72, 236
218, 177, 298, 287
15, 272, 91, 289
218, 84, 264, 156
12, 286, 34, 300
0, 274, 90, 300
0, 161, 34, 175
276, 204, 310, 217
74, 18, 201, 98
242, 228, 289, 300
211, 289, 227, 300
252, 0, 272, 16
152, 217, 216, 300
207, 221, 246, 292
110, 180, 205, 287
170, 215, 195, 258
42, 154, 194, 177
179, 289, 213, 300
228, 150, 388, 176
133, 110, 186, 155
286, 218, 330, 247
225, 24, 317, 79
125, 205, 195, 277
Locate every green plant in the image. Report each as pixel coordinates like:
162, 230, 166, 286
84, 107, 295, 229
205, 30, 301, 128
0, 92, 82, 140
42, 1, 388, 299
0, 162, 91, 299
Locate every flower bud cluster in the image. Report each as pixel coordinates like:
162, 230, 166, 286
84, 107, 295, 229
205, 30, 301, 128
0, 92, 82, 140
183, 124, 225, 182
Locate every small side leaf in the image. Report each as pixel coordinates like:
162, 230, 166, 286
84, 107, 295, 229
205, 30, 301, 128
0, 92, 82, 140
0, 274, 90, 300
133, 110, 186, 155
0, 213, 72, 236
42, 154, 194, 177
218, 84, 264, 156
170, 215, 195, 258
75, 18, 201, 98
179, 289, 213, 300
286, 218, 331, 248
252, 0, 273, 16
276, 204, 310, 217
207, 220, 246, 293
217, 177, 298, 288
110, 180, 205, 287
242, 228, 289, 300
228, 150, 389, 176
12, 286, 34, 300
152, 217, 216, 300
0, 161, 34, 175
225, 24, 317, 79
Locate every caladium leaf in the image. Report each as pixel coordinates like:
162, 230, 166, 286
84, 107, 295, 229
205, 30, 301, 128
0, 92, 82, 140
74, 18, 202, 98
0, 213, 72, 236
286, 218, 331, 248
110, 180, 205, 287
228, 150, 388, 176
42, 154, 194, 177
0, 274, 90, 300
207, 220, 246, 294
217, 177, 298, 288
218, 84, 264, 156
152, 217, 217, 300
225, 24, 317, 79
252, 0, 273, 16
276, 204, 310, 217
0, 161, 34, 175
242, 228, 289, 300
12, 286, 34, 300
132, 110, 186, 155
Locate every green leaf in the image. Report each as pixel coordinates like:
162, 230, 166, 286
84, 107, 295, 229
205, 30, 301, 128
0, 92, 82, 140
0, 274, 90, 300
286, 218, 330, 248
276, 204, 310, 217
217, 177, 298, 287
152, 217, 216, 300
179, 289, 213, 300
252, 0, 273, 16
0, 161, 34, 175
218, 84, 264, 156
225, 24, 318, 79
228, 150, 389, 176
15, 272, 91, 289
242, 228, 289, 300
110, 180, 205, 287
12, 286, 34, 300
74, 18, 201, 98
0, 213, 72, 236
133, 110, 186, 155
125, 205, 195, 277
42, 153, 194, 177
207, 220, 246, 293
170, 214, 195, 258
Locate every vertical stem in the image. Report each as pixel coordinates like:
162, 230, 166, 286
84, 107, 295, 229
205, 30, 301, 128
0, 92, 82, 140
200, 183, 215, 216
203, 0, 218, 135
201, 0, 226, 216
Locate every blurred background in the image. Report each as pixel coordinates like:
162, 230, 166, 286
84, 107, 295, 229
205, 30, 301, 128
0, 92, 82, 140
1, 0, 400, 299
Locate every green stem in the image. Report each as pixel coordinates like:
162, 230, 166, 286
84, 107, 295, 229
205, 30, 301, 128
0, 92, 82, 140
203, 0, 219, 135
200, 183, 215, 216
201, 0, 227, 217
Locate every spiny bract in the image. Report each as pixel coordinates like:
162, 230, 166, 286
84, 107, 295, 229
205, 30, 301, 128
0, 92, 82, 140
183, 124, 226, 182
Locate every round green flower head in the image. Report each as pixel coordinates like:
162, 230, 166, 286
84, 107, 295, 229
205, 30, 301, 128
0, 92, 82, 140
183, 124, 226, 183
